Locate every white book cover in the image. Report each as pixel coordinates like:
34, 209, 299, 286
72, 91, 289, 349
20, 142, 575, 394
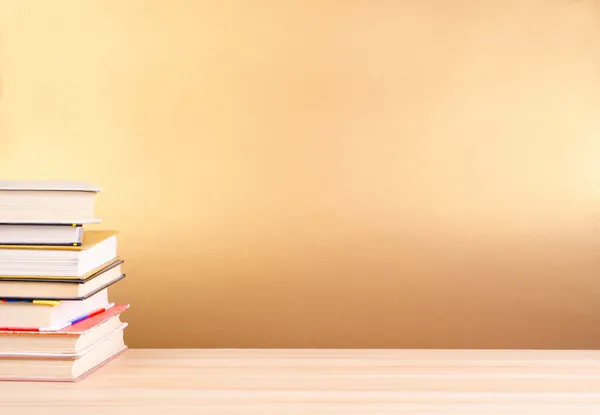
0, 180, 102, 193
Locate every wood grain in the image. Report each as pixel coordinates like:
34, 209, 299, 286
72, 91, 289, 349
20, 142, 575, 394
3, 349, 600, 414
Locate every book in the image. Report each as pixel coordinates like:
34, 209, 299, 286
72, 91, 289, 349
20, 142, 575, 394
0, 230, 117, 277
0, 180, 128, 382
0, 327, 126, 382
0, 180, 101, 224
0, 288, 111, 330
0, 223, 85, 246
0, 304, 129, 355
0, 259, 124, 300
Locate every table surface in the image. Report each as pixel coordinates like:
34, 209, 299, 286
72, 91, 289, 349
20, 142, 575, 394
3, 349, 600, 414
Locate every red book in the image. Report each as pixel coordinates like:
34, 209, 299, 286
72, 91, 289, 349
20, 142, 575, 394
0, 304, 129, 336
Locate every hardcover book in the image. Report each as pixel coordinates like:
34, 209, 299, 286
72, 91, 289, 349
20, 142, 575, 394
0, 259, 125, 300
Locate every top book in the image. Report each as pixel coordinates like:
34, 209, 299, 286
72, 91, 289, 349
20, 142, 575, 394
0, 180, 102, 224
0, 180, 102, 192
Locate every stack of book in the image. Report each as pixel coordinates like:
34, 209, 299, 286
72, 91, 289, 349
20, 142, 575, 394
0, 180, 129, 382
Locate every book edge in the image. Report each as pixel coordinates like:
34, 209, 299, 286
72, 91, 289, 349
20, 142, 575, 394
0, 346, 127, 382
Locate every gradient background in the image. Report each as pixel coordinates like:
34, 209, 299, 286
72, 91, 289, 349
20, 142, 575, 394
1, 1, 600, 348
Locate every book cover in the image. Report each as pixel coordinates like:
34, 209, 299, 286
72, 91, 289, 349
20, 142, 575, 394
0, 180, 101, 192
0, 223, 84, 247
0, 273, 126, 301
0, 346, 128, 382
0, 304, 129, 336
0, 258, 124, 283
0, 230, 117, 251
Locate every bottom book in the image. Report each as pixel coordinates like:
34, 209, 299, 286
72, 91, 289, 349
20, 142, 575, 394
0, 303, 129, 382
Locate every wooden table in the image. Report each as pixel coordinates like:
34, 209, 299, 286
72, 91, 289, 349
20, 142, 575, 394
3, 349, 600, 414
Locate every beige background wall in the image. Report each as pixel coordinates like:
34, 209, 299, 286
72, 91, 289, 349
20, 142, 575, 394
1, 0, 600, 348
